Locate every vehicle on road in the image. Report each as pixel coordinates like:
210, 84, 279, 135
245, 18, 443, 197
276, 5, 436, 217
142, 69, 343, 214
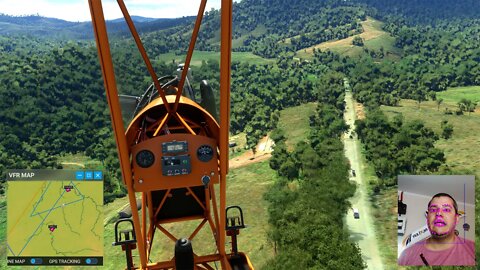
353, 208, 360, 219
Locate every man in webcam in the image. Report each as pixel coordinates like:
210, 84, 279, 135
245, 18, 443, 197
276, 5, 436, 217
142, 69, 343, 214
398, 193, 475, 266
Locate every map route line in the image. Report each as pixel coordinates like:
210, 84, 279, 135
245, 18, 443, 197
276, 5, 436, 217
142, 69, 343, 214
7, 243, 16, 256
17, 188, 67, 256
7, 182, 48, 236
16, 181, 88, 255
7, 179, 103, 260
30, 181, 52, 217
72, 180, 85, 197
30, 181, 85, 217
32, 198, 84, 216
84, 197, 103, 239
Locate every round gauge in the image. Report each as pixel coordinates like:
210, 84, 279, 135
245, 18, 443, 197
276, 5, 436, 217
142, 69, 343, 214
197, 145, 214, 162
136, 150, 155, 168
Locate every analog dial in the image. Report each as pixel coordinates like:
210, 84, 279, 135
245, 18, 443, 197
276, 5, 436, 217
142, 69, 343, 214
197, 145, 214, 162
136, 150, 155, 168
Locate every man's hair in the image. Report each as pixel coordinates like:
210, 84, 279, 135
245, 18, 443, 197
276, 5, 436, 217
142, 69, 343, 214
428, 192, 458, 214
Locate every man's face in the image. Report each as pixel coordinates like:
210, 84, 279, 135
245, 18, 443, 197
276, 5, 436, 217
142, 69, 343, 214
427, 196, 458, 238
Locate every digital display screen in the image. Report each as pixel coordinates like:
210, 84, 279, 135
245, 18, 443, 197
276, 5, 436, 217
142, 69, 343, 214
164, 159, 181, 166
167, 144, 185, 152
161, 155, 191, 176
162, 141, 188, 153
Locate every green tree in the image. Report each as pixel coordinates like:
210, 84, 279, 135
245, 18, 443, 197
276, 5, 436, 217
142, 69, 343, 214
279, 159, 299, 180
457, 98, 475, 115
441, 120, 453, 139
436, 98, 443, 111
467, 101, 477, 115
352, 36, 364, 46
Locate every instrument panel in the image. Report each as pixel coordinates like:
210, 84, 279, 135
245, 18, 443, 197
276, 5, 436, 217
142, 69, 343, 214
131, 134, 219, 191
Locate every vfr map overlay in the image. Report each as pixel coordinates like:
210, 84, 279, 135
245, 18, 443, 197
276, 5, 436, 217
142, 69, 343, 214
7, 180, 103, 257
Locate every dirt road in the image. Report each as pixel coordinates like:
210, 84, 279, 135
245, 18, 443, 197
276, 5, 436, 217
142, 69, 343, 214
229, 136, 274, 169
343, 85, 384, 269
60, 162, 85, 168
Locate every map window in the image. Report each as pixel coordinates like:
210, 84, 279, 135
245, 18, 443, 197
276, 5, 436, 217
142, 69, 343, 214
6, 169, 104, 266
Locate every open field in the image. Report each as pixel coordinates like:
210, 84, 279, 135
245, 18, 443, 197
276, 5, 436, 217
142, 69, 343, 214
58, 153, 103, 169
381, 99, 480, 177
296, 17, 402, 60
437, 85, 480, 103
156, 51, 274, 66
277, 102, 317, 150
226, 161, 276, 267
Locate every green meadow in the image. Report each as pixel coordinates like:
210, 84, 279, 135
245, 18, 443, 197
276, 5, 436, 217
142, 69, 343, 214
277, 102, 317, 150
156, 51, 274, 66
437, 86, 480, 103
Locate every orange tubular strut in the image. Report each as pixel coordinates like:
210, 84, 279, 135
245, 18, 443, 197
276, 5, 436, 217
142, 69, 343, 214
174, 0, 208, 111
116, 0, 171, 113
117, 0, 199, 137
219, 0, 233, 269
89, 0, 238, 268
87, 0, 148, 268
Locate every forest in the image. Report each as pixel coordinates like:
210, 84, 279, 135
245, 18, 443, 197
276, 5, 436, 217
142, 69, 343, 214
1, 0, 480, 268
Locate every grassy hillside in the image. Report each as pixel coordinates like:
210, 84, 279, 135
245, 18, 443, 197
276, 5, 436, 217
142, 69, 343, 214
229, 132, 248, 159
232, 25, 267, 49
296, 17, 401, 60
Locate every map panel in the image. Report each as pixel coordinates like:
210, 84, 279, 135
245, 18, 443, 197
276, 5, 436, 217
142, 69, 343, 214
6, 170, 103, 266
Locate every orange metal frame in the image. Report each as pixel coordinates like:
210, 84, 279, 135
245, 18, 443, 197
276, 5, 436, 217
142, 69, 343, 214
87, 0, 233, 269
